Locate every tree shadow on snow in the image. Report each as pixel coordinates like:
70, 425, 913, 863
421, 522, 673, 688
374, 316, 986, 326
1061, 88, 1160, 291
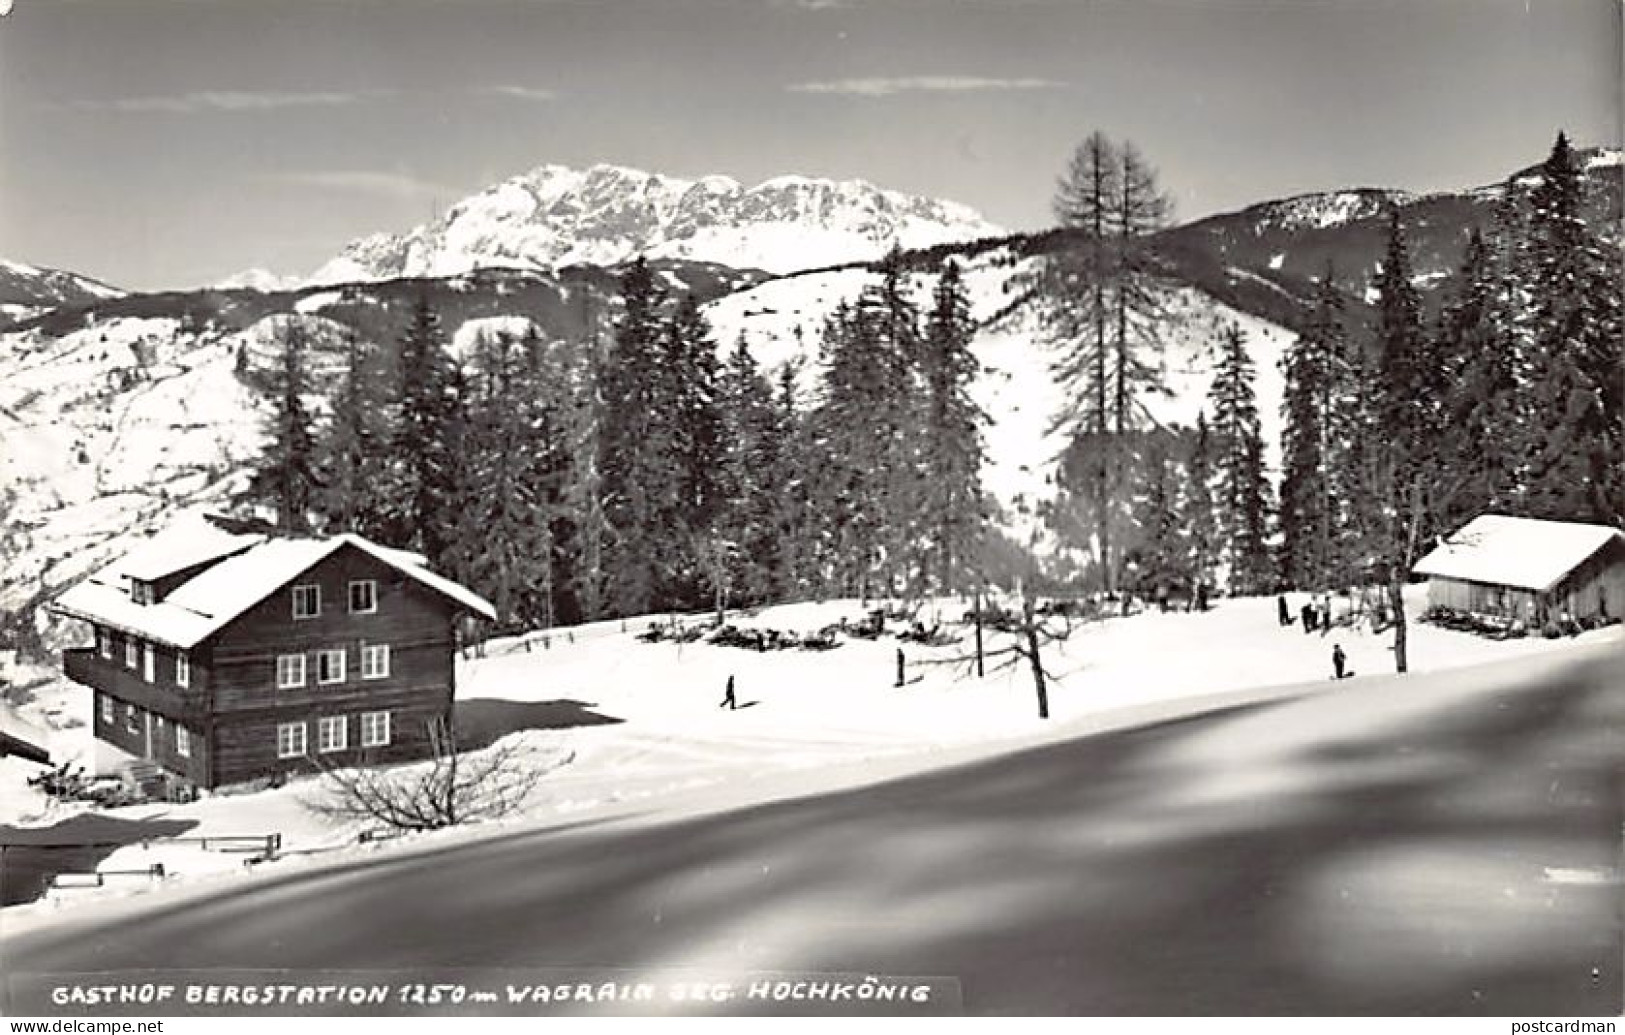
453, 698, 624, 752
0, 813, 198, 906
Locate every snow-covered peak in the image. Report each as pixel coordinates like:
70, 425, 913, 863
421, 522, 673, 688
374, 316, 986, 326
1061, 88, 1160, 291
216, 267, 300, 292
308, 163, 1002, 285
0, 257, 124, 309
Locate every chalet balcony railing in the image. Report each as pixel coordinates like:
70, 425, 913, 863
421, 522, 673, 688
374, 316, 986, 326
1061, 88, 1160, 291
62, 648, 205, 722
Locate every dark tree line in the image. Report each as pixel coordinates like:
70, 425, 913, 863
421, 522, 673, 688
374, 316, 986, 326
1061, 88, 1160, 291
249, 255, 989, 632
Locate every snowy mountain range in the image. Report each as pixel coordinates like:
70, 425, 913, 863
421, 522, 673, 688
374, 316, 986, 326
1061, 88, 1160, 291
0, 259, 123, 324
2, 143, 1618, 632
309, 163, 1002, 284
1155, 145, 1622, 301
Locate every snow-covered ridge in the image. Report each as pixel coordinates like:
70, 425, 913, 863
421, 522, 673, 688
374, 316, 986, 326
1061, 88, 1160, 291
309, 163, 1002, 284
1254, 189, 1413, 233
0, 257, 124, 309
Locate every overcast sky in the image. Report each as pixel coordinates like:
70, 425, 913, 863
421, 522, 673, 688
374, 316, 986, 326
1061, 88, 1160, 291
1, 0, 1618, 291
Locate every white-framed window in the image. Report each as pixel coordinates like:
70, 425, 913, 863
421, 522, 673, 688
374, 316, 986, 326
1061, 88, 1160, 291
176, 726, 191, 758
292, 584, 321, 620
142, 643, 155, 683
360, 710, 391, 748
99, 694, 113, 723
276, 653, 307, 689
125, 704, 139, 734
348, 579, 377, 614
175, 652, 191, 688
361, 643, 390, 680
131, 581, 155, 606
317, 648, 346, 685
97, 627, 112, 659
318, 715, 347, 753
276, 721, 307, 759
125, 638, 138, 669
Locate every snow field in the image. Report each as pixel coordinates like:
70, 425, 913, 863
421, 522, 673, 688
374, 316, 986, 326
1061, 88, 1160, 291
3, 583, 1616, 931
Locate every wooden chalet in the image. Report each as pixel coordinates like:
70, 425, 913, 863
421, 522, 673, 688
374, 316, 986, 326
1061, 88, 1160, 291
50, 516, 495, 791
1411, 514, 1625, 627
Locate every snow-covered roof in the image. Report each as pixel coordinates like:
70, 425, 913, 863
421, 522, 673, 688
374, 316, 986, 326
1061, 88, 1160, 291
53, 530, 495, 649
114, 515, 264, 582
1411, 514, 1624, 593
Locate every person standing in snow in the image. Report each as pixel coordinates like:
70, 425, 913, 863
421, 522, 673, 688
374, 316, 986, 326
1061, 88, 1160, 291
1301, 602, 1315, 633
1332, 644, 1347, 680
1277, 594, 1291, 627
721, 674, 737, 710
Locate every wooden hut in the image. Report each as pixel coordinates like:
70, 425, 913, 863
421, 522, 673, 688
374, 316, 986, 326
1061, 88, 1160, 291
1411, 514, 1625, 628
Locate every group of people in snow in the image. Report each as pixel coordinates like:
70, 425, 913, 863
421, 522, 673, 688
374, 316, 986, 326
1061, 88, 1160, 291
1277, 594, 1353, 681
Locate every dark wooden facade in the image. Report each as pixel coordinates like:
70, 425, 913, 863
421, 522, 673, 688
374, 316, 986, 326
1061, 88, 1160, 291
66, 542, 469, 790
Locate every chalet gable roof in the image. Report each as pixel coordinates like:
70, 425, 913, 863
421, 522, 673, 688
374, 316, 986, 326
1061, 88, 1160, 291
1411, 514, 1625, 593
114, 515, 264, 583
52, 529, 495, 650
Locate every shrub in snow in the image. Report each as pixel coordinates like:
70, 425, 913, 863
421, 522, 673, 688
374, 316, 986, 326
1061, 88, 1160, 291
307, 720, 572, 832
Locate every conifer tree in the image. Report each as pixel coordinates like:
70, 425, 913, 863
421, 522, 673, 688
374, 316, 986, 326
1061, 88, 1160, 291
1520, 131, 1625, 524
1041, 131, 1173, 592
662, 293, 726, 606
384, 293, 463, 567
1277, 265, 1351, 590
715, 338, 785, 606
921, 259, 987, 594
1127, 429, 1185, 600
1356, 208, 1454, 672
560, 336, 610, 623
314, 329, 388, 538
1183, 411, 1218, 601
1207, 323, 1272, 594
1436, 228, 1523, 527
450, 330, 563, 630
808, 269, 924, 599
599, 257, 676, 616
258, 318, 318, 534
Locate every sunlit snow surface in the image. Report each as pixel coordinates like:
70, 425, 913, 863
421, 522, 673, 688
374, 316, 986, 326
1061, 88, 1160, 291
2, 582, 1615, 933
